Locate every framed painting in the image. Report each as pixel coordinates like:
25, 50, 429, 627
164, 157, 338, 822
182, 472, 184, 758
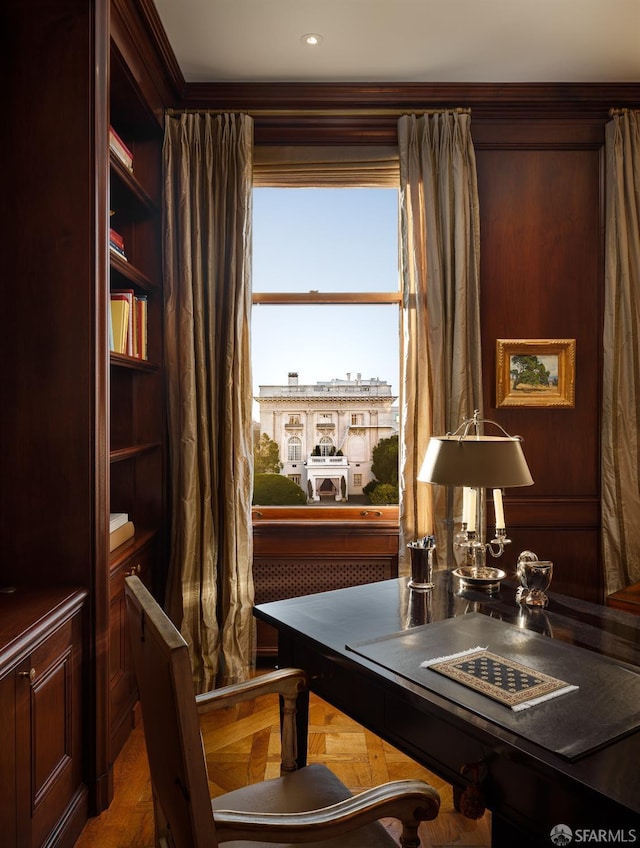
496, 339, 576, 408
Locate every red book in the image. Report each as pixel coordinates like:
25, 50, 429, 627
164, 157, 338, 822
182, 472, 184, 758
109, 227, 125, 250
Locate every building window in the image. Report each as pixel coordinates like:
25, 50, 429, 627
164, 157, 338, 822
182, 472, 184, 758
318, 412, 333, 423
319, 436, 334, 456
289, 474, 301, 486
289, 415, 301, 425
288, 437, 302, 461
353, 473, 362, 486
351, 413, 364, 426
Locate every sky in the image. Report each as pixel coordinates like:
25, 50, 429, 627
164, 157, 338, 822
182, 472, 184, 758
251, 187, 400, 416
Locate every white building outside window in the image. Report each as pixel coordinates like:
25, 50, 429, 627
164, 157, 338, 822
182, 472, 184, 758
257, 371, 397, 502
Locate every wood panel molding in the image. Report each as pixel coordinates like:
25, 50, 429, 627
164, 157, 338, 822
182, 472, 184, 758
179, 81, 640, 116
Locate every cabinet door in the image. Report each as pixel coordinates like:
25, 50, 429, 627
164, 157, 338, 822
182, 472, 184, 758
109, 542, 153, 757
15, 612, 83, 848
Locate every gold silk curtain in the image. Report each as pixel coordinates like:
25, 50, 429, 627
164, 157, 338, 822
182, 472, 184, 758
398, 111, 483, 570
602, 109, 640, 595
163, 112, 255, 692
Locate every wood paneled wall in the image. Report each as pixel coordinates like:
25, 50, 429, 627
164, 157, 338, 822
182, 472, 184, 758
474, 120, 604, 601
135, 0, 640, 605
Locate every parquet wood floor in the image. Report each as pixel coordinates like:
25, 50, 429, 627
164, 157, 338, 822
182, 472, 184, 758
75, 689, 491, 848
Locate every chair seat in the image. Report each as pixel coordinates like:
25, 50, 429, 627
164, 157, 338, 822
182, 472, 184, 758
211, 763, 398, 847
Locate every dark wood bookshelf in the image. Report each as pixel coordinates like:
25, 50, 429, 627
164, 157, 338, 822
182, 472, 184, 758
107, 18, 167, 768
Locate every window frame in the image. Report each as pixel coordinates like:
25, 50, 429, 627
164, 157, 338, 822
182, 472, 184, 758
251, 173, 401, 524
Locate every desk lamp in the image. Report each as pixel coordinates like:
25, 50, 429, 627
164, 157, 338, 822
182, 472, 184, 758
418, 410, 533, 569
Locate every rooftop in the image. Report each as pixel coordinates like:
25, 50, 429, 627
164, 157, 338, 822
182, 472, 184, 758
258, 373, 396, 401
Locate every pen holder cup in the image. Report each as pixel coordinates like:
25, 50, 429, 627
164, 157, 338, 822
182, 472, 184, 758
408, 541, 435, 590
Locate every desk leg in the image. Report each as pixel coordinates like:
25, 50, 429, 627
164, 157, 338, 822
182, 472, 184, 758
277, 632, 309, 769
293, 688, 309, 770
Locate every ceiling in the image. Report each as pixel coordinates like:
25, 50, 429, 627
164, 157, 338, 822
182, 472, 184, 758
152, 0, 640, 85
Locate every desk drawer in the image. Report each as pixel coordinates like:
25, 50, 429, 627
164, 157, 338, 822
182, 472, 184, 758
291, 643, 387, 730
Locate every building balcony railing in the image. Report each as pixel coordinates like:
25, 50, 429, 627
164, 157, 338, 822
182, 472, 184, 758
306, 456, 348, 466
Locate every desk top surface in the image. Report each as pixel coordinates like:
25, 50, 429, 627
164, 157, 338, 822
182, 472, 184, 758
255, 571, 640, 670
255, 572, 640, 817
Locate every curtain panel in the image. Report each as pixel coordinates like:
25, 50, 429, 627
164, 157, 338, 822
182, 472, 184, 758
398, 111, 483, 570
163, 112, 255, 692
602, 109, 640, 595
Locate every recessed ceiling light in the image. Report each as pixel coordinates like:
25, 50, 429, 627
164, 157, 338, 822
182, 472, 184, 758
301, 33, 323, 47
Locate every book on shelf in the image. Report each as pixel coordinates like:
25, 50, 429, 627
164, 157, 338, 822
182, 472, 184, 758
109, 126, 133, 172
109, 242, 128, 261
109, 227, 127, 260
108, 300, 114, 351
112, 289, 135, 356
109, 512, 129, 533
109, 520, 135, 553
109, 227, 125, 250
110, 295, 130, 355
109, 290, 148, 360
136, 295, 148, 360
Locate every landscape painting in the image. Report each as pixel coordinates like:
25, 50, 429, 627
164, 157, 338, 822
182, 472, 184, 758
496, 339, 576, 408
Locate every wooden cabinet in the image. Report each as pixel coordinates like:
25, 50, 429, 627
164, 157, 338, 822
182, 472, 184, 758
0, 589, 86, 848
2, 0, 173, 830
109, 537, 154, 756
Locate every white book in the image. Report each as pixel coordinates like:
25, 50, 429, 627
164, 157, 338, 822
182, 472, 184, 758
109, 512, 129, 533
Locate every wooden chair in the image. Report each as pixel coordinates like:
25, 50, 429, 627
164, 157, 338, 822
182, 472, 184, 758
124, 575, 440, 848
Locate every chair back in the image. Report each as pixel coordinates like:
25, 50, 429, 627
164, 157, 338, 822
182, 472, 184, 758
125, 575, 217, 848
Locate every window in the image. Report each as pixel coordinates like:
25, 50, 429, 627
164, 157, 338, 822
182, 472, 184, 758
287, 437, 302, 461
319, 436, 334, 456
288, 474, 301, 486
353, 473, 363, 486
252, 182, 401, 512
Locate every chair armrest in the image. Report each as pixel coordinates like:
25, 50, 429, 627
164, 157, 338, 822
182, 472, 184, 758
195, 668, 308, 712
213, 779, 440, 847
196, 668, 308, 774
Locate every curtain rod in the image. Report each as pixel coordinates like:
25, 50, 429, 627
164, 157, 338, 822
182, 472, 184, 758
165, 106, 472, 118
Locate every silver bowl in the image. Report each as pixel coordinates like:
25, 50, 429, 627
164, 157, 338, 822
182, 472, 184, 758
453, 565, 506, 592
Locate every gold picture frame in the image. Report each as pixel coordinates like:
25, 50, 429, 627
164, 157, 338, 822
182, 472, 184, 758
496, 339, 576, 408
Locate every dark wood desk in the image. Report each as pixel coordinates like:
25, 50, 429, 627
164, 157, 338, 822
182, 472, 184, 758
254, 573, 640, 847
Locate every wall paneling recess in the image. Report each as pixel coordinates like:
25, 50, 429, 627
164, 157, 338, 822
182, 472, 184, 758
3, 0, 639, 840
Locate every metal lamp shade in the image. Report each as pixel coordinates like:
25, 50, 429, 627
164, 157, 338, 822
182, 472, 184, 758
417, 435, 534, 489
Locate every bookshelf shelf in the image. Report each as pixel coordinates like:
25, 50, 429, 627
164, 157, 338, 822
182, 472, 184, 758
109, 528, 156, 568
110, 351, 159, 372
109, 442, 162, 463
110, 150, 158, 215
110, 250, 157, 292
